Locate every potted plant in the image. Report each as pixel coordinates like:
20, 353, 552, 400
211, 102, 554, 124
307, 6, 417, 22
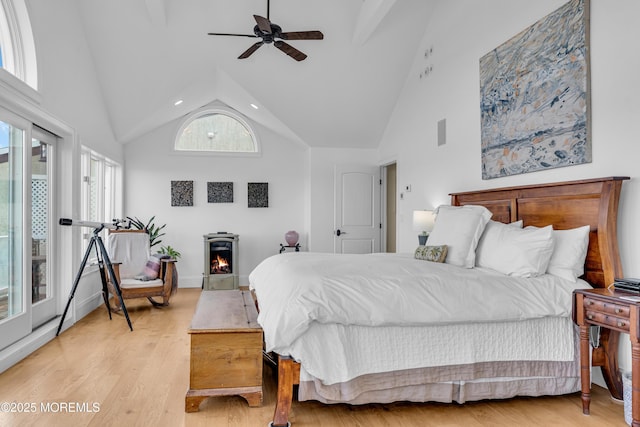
126, 216, 166, 248
159, 245, 181, 260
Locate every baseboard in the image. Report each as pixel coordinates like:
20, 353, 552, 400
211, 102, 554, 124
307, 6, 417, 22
178, 275, 203, 288
74, 291, 103, 319
0, 318, 59, 374
178, 275, 250, 288
0, 292, 102, 375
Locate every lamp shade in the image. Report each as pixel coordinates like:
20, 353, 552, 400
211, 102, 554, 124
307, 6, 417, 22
413, 210, 436, 233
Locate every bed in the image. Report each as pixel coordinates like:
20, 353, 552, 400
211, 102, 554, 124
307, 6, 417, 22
249, 177, 629, 427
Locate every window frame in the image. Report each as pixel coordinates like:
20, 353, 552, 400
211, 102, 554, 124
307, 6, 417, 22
0, 0, 38, 97
173, 108, 261, 157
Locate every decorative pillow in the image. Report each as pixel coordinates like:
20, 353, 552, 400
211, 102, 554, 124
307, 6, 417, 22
414, 245, 448, 263
427, 205, 492, 268
134, 254, 163, 281
546, 225, 590, 282
475, 224, 555, 277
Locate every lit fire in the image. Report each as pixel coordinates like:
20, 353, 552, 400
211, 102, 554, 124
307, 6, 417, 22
211, 253, 231, 274
216, 254, 228, 269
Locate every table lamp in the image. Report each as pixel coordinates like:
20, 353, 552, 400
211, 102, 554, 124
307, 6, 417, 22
413, 210, 436, 245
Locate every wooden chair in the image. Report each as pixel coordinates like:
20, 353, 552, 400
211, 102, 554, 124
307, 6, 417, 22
105, 229, 177, 309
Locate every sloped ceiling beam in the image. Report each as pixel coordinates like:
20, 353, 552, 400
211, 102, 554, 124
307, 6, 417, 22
116, 65, 305, 147
353, 0, 397, 45
215, 68, 306, 147
144, 0, 167, 26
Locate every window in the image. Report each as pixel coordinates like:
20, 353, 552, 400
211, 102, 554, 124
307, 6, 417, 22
80, 148, 122, 255
175, 110, 259, 155
0, 0, 37, 89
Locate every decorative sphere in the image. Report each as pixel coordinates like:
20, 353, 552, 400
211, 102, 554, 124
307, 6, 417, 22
285, 230, 299, 246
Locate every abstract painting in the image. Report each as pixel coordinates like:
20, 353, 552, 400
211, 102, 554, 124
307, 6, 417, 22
207, 182, 233, 203
171, 180, 193, 206
248, 182, 268, 208
479, 0, 590, 179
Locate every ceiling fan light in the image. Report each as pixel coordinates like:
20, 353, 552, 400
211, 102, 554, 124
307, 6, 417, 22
250, 103, 259, 109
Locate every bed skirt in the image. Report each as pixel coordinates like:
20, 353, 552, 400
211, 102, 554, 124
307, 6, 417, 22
298, 360, 580, 405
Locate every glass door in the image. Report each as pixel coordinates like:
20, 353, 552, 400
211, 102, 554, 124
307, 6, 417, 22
31, 126, 56, 327
0, 108, 29, 348
0, 108, 58, 349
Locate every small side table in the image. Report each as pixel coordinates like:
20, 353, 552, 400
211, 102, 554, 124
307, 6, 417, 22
573, 287, 637, 425
279, 243, 301, 253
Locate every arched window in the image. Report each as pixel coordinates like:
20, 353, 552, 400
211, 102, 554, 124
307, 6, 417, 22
175, 110, 259, 155
0, 0, 38, 90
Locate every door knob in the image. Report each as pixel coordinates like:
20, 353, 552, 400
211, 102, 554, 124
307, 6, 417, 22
336, 229, 347, 236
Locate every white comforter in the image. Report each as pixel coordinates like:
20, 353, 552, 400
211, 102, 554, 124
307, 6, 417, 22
249, 252, 590, 354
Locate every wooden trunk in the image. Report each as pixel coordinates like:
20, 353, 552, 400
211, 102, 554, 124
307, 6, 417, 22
185, 290, 263, 412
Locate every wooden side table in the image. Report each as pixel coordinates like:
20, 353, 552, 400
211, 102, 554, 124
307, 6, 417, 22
185, 290, 263, 412
279, 243, 301, 253
573, 288, 638, 426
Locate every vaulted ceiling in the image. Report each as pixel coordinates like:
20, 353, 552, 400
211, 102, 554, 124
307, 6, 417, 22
77, 0, 435, 148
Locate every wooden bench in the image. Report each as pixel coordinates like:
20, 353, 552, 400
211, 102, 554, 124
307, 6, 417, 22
185, 289, 263, 412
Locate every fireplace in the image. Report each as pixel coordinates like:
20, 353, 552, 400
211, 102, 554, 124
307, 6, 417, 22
203, 233, 239, 290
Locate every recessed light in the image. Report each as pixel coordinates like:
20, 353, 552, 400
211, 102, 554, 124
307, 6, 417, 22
174, 100, 183, 106
250, 103, 259, 109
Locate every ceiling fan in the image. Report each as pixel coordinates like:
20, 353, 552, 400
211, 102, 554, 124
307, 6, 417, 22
207, 0, 324, 61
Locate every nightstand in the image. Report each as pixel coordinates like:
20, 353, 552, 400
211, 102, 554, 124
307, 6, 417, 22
573, 288, 639, 426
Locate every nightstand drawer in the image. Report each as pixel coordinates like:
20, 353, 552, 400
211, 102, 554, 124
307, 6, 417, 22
583, 297, 630, 318
585, 310, 630, 331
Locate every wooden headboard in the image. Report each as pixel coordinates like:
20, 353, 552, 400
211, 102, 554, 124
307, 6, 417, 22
450, 177, 629, 288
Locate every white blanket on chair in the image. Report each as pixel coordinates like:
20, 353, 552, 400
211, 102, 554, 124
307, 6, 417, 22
107, 233, 150, 278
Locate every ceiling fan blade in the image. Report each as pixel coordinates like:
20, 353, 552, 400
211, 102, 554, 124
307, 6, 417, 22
208, 32, 258, 38
238, 41, 264, 59
274, 40, 307, 61
280, 31, 324, 40
253, 15, 272, 34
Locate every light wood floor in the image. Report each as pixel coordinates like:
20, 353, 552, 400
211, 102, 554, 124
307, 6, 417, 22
0, 288, 628, 426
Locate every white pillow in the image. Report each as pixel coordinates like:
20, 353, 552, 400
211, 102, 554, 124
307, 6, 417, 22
546, 225, 590, 282
476, 220, 523, 265
475, 224, 555, 277
427, 205, 492, 268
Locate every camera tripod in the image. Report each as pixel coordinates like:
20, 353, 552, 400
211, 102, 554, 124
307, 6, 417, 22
56, 225, 132, 336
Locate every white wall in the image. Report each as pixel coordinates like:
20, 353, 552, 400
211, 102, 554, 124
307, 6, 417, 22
379, 0, 640, 380
27, 0, 122, 163
123, 107, 308, 286
380, 0, 640, 260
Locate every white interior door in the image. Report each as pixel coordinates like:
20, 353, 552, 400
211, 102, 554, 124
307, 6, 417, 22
334, 164, 381, 254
